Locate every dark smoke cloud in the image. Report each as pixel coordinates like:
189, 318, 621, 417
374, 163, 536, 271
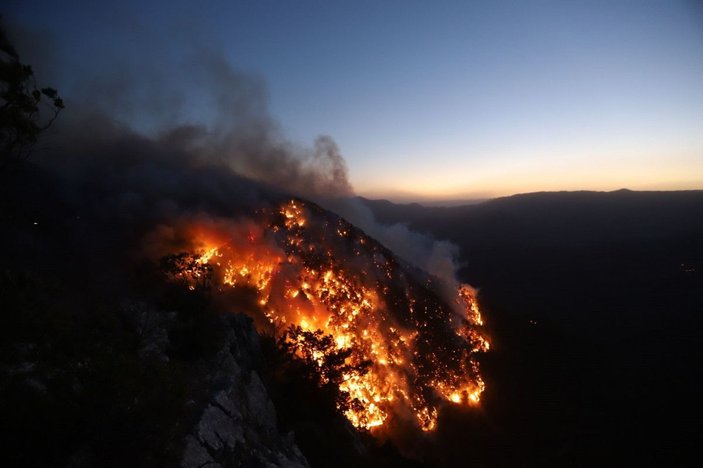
44, 60, 353, 202
3, 14, 349, 202
6, 17, 461, 295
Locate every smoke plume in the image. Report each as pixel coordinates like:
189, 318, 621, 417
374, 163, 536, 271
5, 17, 465, 297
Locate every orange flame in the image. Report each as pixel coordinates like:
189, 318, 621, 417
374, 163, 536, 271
170, 200, 489, 432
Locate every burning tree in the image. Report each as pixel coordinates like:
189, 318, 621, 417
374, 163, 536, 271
159, 251, 214, 291
282, 325, 372, 412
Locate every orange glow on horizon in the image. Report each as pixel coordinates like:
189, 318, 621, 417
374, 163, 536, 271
353, 147, 703, 203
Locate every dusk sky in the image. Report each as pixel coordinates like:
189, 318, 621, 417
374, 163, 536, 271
6, 0, 703, 202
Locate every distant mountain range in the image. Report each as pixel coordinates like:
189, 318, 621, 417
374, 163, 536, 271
359, 189, 703, 247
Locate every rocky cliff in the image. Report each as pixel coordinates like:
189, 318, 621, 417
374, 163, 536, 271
181, 313, 309, 468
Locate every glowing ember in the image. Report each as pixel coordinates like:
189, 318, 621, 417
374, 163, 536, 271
168, 199, 490, 432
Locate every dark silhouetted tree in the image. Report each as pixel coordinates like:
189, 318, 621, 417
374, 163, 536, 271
158, 251, 214, 291
1, 20, 64, 166
282, 325, 371, 413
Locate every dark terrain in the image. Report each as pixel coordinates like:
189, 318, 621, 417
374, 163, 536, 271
363, 190, 703, 466
2, 166, 701, 467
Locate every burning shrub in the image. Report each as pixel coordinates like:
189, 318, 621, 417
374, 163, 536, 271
159, 251, 214, 291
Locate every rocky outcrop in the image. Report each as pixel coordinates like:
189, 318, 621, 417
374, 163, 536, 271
181, 313, 309, 468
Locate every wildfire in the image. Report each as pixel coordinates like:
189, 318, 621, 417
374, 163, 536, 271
168, 200, 490, 432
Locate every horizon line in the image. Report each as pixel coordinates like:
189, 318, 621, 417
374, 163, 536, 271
355, 187, 703, 207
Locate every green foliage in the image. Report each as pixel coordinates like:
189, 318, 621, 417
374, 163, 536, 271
0, 21, 64, 165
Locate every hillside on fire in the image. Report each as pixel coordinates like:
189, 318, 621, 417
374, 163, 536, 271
0, 22, 491, 465
0, 151, 492, 466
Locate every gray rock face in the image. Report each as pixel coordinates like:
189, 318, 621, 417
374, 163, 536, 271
181, 314, 309, 468
122, 301, 173, 362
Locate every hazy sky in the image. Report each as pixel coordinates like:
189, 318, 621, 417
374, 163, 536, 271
6, 0, 703, 201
